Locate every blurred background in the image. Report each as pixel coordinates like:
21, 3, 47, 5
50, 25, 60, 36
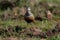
0, 0, 60, 40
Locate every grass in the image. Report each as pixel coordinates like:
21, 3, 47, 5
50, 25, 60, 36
47, 34, 60, 40
0, 19, 58, 29
0, 0, 60, 40
0, 20, 59, 40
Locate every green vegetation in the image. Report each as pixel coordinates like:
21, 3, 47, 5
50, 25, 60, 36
0, 0, 60, 40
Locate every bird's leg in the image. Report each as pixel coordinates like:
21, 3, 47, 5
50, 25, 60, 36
33, 20, 37, 27
33, 21, 36, 25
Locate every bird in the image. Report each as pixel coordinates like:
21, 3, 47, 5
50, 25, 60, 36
24, 7, 35, 23
45, 10, 52, 20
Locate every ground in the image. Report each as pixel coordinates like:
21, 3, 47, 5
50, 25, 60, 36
0, 0, 60, 40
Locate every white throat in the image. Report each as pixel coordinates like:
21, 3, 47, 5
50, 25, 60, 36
28, 10, 33, 16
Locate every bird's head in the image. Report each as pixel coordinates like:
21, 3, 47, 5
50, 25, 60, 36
27, 7, 31, 11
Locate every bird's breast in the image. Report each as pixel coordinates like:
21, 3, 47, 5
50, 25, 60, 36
24, 15, 35, 21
